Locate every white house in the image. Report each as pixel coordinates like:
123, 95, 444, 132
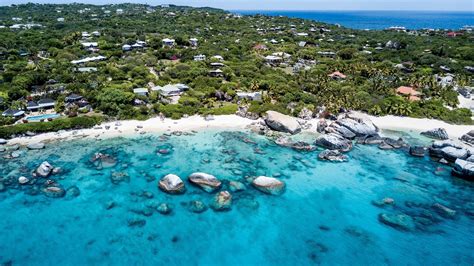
116, 9, 124, 14
189, 38, 198, 47
133, 88, 149, 96
92, 31, 100, 36
194, 54, 206, 61
81, 42, 98, 48
57, 18, 65, 22
265, 55, 283, 65
211, 55, 224, 61
162, 38, 175, 47
81, 32, 90, 38
71, 55, 106, 64
152, 84, 188, 97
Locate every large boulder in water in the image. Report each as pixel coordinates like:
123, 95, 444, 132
409, 146, 425, 157
440, 146, 469, 162
452, 159, 474, 181
421, 128, 449, 140
27, 142, 45, 150
460, 130, 474, 145
211, 191, 232, 211
326, 124, 356, 140
335, 117, 378, 137
318, 149, 348, 162
188, 172, 222, 193
35, 161, 53, 178
264, 111, 301, 134
159, 174, 185, 194
315, 133, 352, 152
378, 213, 415, 231
252, 176, 285, 195
0, 138, 7, 145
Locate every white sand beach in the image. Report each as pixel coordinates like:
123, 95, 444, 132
351, 111, 472, 139
5, 113, 473, 146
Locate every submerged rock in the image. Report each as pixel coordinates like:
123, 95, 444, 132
156, 203, 172, 215
27, 142, 45, 150
188, 200, 208, 213
318, 149, 348, 162
432, 203, 456, 218
252, 176, 285, 195
211, 191, 232, 211
452, 159, 474, 181
275, 137, 315, 151
188, 172, 222, 193
264, 111, 302, 134
66, 186, 81, 199
42, 186, 66, 198
127, 218, 146, 227
229, 181, 246, 192
421, 128, 449, 140
315, 133, 352, 152
159, 174, 185, 194
378, 213, 415, 231
90, 152, 117, 169
35, 161, 53, 178
110, 171, 130, 184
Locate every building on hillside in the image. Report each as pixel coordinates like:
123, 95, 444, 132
2, 109, 25, 117
209, 69, 224, 77
329, 71, 347, 80
37, 98, 55, 109
189, 38, 198, 47
151, 84, 189, 97
133, 88, 149, 96
396, 86, 422, 101
194, 54, 206, 61
264, 55, 283, 65
162, 38, 175, 47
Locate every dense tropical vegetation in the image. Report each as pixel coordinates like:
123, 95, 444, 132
0, 3, 472, 135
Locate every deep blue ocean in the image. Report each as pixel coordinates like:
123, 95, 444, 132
0, 129, 473, 265
233, 10, 474, 30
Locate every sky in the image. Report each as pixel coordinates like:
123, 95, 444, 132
1, 0, 473, 11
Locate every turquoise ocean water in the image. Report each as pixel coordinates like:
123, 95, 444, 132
0, 129, 473, 265
233, 11, 474, 30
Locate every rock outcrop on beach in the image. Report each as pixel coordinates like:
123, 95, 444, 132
315, 133, 353, 152
264, 111, 302, 135
298, 107, 313, 120
429, 140, 470, 162
159, 174, 185, 194
252, 176, 285, 195
35, 161, 53, 178
452, 159, 474, 180
188, 172, 222, 192
335, 117, 378, 137
421, 128, 449, 140
460, 130, 474, 145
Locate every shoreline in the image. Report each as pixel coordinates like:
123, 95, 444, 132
4, 113, 473, 146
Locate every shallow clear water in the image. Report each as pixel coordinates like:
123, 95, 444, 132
234, 10, 474, 30
0, 129, 473, 265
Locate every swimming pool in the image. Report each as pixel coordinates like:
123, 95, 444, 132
26, 113, 61, 121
